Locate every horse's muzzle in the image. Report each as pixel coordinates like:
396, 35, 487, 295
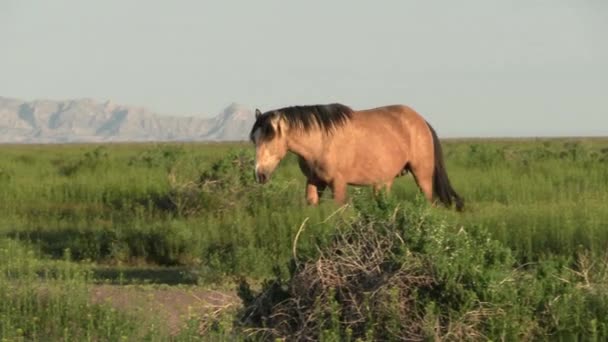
255, 170, 269, 184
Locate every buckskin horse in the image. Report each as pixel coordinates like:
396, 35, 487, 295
249, 103, 463, 211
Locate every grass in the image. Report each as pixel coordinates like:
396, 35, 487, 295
0, 137, 607, 340
0, 239, 139, 341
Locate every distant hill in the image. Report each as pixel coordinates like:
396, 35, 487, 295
0, 97, 254, 143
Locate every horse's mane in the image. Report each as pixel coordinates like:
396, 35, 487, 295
250, 103, 353, 142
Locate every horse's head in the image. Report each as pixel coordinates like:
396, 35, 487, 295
249, 109, 288, 184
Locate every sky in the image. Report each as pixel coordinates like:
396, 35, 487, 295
1, 0, 607, 137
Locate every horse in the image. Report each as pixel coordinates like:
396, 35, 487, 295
249, 103, 463, 211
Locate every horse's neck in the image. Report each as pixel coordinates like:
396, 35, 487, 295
286, 131, 323, 162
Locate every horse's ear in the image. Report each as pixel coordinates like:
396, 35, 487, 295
255, 109, 262, 119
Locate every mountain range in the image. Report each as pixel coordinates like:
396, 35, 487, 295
0, 97, 255, 143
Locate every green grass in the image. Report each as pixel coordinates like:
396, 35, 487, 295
0, 138, 607, 340
0, 238, 139, 341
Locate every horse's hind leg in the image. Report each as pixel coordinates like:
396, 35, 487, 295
306, 179, 327, 205
373, 180, 394, 196
330, 179, 348, 205
409, 163, 434, 203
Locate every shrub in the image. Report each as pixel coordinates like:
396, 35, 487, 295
56, 146, 109, 176
239, 197, 516, 341
164, 150, 259, 216
127, 145, 185, 168
238, 195, 608, 341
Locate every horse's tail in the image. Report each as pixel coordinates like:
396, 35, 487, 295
426, 122, 464, 211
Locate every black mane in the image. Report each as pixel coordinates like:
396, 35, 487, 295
250, 103, 353, 142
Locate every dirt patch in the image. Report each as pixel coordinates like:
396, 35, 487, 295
91, 285, 240, 335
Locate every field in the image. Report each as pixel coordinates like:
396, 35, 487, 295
1, 138, 608, 340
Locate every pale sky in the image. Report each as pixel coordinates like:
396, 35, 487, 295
1, 0, 607, 137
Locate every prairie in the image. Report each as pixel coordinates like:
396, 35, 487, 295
1, 138, 607, 340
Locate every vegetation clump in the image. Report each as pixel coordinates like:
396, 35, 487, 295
163, 150, 257, 216
55, 146, 110, 176
240, 196, 608, 341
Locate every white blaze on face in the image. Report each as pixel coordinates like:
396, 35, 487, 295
252, 127, 262, 177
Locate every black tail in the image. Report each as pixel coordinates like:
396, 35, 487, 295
427, 122, 464, 211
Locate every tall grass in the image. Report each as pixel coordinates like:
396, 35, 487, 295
1, 139, 607, 273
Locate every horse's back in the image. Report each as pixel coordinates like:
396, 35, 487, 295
355, 105, 427, 126
351, 105, 432, 145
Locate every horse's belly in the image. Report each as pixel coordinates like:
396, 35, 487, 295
334, 123, 411, 185
344, 153, 406, 185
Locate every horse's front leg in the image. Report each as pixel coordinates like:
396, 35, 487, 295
306, 179, 327, 205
